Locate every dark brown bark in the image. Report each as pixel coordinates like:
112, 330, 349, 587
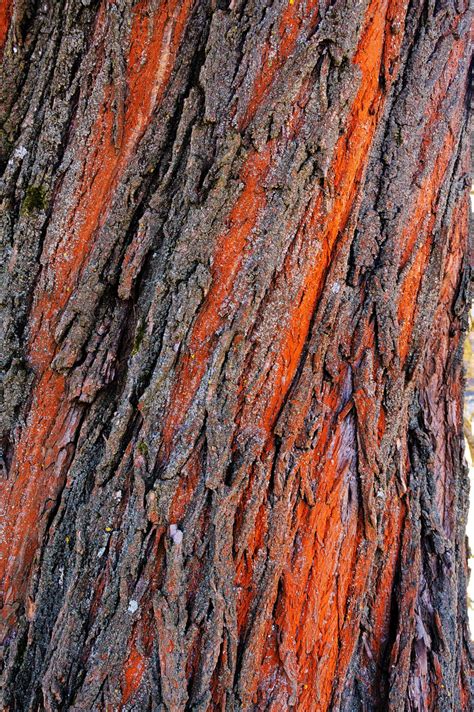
0, 0, 472, 710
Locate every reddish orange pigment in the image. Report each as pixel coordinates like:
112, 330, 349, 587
153, 1, 412, 707
235, 497, 269, 633
400, 35, 467, 270
122, 630, 146, 704
243, 0, 409, 438
44, 0, 195, 319
240, 0, 319, 129
416, 21, 465, 183
234, 0, 411, 707
120, 448, 203, 704
120, 576, 162, 705
365, 494, 405, 681
0, 0, 194, 635
0, 0, 12, 59
161, 143, 274, 453
0, 369, 65, 624
275, 425, 361, 701
161, 76, 313, 457
397, 44, 466, 363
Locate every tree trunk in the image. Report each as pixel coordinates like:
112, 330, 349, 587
0, 0, 472, 710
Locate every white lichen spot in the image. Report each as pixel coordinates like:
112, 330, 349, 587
97, 546, 106, 558
128, 599, 139, 614
114, 490, 122, 501
14, 146, 27, 159
173, 529, 183, 545
169, 523, 183, 544
331, 282, 341, 294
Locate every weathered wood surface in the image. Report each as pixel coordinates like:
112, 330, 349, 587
0, 1, 472, 709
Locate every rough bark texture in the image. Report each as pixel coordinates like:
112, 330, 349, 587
0, 0, 472, 710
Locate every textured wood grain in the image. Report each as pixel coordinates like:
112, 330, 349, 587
0, 1, 472, 710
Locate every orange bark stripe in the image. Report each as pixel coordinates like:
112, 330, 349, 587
0, 0, 12, 59
400, 35, 467, 269
243, 0, 405, 438
0, 369, 66, 621
161, 143, 273, 453
30, 0, 195, 351
122, 632, 146, 704
162, 0, 398, 458
240, 0, 319, 129
366, 495, 404, 669
237, 1, 410, 707
397, 65, 466, 364
416, 34, 465, 188
0, 0, 194, 631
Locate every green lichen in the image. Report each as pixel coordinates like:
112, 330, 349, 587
137, 441, 148, 456
131, 320, 145, 355
21, 185, 47, 215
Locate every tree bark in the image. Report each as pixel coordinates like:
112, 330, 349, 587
0, 0, 472, 710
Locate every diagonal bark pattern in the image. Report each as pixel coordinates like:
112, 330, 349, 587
0, 0, 472, 709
